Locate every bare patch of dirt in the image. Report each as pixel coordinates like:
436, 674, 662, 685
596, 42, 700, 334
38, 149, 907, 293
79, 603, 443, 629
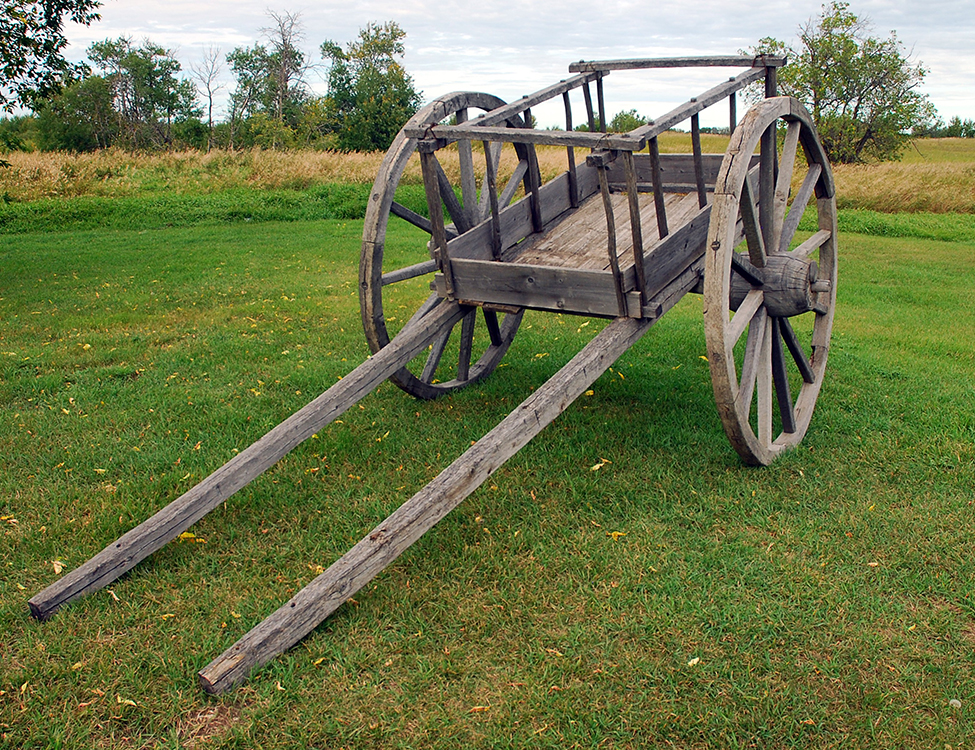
176, 703, 245, 748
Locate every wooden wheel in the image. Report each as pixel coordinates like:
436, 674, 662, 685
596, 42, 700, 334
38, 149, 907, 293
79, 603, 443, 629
361, 92, 530, 399
704, 96, 837, 465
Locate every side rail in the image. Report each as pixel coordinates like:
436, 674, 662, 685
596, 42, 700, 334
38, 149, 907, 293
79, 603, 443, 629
406, 55, 786, 318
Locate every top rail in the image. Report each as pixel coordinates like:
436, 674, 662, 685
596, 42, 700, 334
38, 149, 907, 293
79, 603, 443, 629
568, 55, 787, 73
408, 66, 771, 153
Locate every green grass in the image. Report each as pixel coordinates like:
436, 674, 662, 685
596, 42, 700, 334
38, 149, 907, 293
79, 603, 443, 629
1, 211, 974, 748
0, 183, 407, 234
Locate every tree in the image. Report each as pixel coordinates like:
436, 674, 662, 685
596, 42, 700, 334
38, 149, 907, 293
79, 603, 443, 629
36, 37, 201, 150
190, 46, 223, 151
226, 10, 310, 148
754, 2, 936, 162
262, 10, 308, 126
321, 21, 421, 152
36, 74, 115, 150
609, 109, 648, 133
1, 0, 101, 110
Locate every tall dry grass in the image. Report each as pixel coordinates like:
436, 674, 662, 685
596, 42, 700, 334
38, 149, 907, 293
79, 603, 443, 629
2, 137, 974, 213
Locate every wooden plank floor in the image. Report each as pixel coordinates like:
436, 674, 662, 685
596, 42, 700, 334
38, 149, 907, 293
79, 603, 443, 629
510, 190, 706, 272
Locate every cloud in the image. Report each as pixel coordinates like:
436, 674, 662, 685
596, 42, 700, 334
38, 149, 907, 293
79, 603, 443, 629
62, 0, 973, 123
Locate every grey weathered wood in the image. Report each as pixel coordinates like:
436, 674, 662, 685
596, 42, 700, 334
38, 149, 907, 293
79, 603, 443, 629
433, 157, 473, 234
417, 68, 769, 154
704, 96, 837, 467
28, 301, 468, 621
597, 165, 627, 316
457, 310, 475, 382
606, 153, 727, 193
445, 194, 711, 319
361, 91, 524, 401
773, 121, 801, 248
420, 150, 456, 297
482, 140, 502, 259
444, 258, 634, 319
563, 92, 579, 208
778, 165, 823, 254
583, 82, 596, 132
461, 72, 600, 129
759, 114, 776, 253
596, 75, 607, 133
787, 229, 831, 261
770, 318, 796, 433
647, 137, 668, 239
568, 55, 787, 72
381, 259, 438, 287
197, 314, 656, 695
779, 317, 816, 384
622, 151, 647, 304
499, 159, 529, 214
690, 114, 707, 208
740, 174, 767, 268
447, 163, 600, 263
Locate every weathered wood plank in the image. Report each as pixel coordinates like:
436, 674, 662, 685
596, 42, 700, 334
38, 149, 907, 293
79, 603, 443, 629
446, 162, 600, 263
690, 114, 708, 208
461, 72, 600, 128
607, 154, 729, 192
568, 55, 787, 72
381, 259, 437, 287
445, 193, 711, 318
197, 314, 656, 695
622, 151, 647, 303
647, 137, 668, 239
442, 260, 635, 318
28, 301, 469, 622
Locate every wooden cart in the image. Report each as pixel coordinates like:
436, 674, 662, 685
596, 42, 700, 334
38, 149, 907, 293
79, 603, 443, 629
29, 56, 837, 695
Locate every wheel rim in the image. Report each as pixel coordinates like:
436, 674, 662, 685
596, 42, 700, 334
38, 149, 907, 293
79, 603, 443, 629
704, 96, 838, 465
360, 92, 529, 399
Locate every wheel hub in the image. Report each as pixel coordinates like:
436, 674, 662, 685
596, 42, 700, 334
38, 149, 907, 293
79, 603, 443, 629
730, 254, 819, 318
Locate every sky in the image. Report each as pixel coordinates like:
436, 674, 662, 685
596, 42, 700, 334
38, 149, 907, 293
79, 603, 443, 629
61, 0, 973, 129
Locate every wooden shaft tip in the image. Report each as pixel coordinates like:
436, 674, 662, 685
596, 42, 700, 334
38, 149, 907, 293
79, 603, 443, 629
28, 596, 54, 621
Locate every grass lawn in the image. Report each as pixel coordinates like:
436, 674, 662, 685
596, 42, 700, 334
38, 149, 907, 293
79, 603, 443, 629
1, 213, 974, 748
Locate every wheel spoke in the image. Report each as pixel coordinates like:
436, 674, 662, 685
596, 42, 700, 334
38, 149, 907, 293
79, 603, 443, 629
420, 328, 452, 384
729, 288, 764, 345
737, 306, 767, 421
777, 163, 821, 254
779, 317, 816, 384
788, 229, 831, 261
381, 259, 438, 287
457, 309, 476, 381
455, 109, 478, 229
483, 309, 503, 347
770, 318, 797, 434
731, 254, 765, 286
739, 175, 767, 268
390, 200, 433, 235
757, 315, 773, 446
499, 160, 529, 210
478, 142, 503, 220
435, 159, 473, 233
772, 121, 801, 250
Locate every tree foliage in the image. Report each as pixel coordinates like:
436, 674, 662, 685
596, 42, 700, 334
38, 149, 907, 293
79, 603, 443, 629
226, 11, 310, 148
755, 1, 936, 163
35, 37, 200, 150
1, 0, 101, 110
608, 109, 649, 133
321, 21, 421, 152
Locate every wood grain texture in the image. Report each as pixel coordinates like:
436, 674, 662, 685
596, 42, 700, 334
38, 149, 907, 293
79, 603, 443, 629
568, 56, 787, 72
